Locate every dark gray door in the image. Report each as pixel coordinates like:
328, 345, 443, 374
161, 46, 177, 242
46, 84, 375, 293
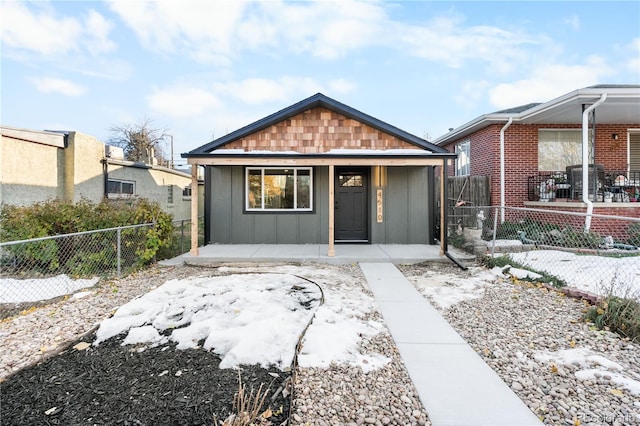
335, 168, 368, 241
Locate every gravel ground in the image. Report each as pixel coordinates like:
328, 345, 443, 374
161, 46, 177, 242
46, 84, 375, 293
401, 262, 640, 426
0, 262, 428, 425
2, 260, 639, 426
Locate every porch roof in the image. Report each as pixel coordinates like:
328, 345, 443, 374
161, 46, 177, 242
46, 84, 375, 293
434, 84, 640, 146
184, 148, 456, 166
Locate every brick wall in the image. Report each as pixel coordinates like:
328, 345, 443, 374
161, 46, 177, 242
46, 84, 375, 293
441, 123, 639, 207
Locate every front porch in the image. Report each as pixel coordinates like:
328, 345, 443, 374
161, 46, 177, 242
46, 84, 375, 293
159, 243, 469, 266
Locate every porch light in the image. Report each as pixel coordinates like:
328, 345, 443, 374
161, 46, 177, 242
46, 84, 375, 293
612, 133, 619, 140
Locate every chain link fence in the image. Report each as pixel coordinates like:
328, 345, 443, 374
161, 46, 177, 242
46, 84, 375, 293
448, 206, 640, 299
160, 217, 205, 259
0, 218, 203, 306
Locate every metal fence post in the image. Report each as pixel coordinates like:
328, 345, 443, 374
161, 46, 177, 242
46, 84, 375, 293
117, 227, 121, 277
181, 220, 185, 253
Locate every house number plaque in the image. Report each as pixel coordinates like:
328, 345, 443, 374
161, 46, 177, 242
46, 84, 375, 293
376, 189, 383, 223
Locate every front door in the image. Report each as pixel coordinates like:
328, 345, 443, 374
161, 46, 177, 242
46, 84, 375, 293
335, 168, 369, 242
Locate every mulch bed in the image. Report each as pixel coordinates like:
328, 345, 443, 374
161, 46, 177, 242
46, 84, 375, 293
0, 332, 290, 425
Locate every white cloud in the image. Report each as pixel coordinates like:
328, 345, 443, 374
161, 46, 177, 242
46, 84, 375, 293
398, 15, 544, 74
216, 77, 322, 105
488, 56, 615, 108
453, 80, 491, 110
564, 15, 581, 31
106, 0, 552, 75
627, 38, 640, 75
83, 9, 116, 54
276, 0, 388, 59
32, 77, 86, 96
328, 78, 356, 94
0, 2, 82, 55
147, 85, 222, 118
108, 0, 389, 62
108, 0, 248, 61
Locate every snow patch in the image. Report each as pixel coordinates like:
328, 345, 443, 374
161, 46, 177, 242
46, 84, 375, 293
408, 267, 499, 309
94, 269, 390, 372
507, 250, 640, 299
534, 347, 640, 396
0, 275, 99, 303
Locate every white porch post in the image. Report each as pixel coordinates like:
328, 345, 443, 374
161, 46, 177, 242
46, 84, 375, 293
440, 161, 446, 256
328, 164, 335, 257
190, 163, 199, 256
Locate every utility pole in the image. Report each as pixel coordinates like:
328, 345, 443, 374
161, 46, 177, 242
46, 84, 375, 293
167, 134, 174, 169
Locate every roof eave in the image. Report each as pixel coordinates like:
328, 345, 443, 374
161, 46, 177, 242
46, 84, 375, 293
183, 152, 457, 160
433, 85, 640, 146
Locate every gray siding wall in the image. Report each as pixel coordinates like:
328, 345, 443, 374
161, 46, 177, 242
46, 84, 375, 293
206, 165, 431, 244
208, 166, 329, 244
371, 167, 430, 244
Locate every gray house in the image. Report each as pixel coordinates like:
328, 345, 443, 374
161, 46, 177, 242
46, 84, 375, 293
182, 93, 455, 256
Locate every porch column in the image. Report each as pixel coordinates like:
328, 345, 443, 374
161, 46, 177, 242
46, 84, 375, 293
328, 164, 335, 257
440, 160, 446, 256
190, 163, 199, 256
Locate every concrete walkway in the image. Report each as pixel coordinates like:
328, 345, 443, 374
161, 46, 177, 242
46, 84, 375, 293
360, 263, 542, 426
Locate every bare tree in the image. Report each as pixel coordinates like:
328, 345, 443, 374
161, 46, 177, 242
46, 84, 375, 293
108, 119, 169, 165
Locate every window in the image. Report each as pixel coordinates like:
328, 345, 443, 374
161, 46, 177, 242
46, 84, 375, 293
631, 132, 640, 173
107, 179, 135, 198
455, 140, 470, 176
167, 185, 174, 204
538, 130, 592, 171
182, 185, 192, 198
246, 167, 313, 211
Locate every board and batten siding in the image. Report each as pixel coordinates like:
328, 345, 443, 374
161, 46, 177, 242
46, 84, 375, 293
372, 167, 431, 244
207, 166, 329, 244
206, 165, 432, 244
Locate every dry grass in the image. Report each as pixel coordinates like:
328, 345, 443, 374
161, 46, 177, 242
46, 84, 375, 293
215, 372, 273, 426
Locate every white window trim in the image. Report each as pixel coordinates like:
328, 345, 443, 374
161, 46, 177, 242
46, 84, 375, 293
245, 167, 313, 212
455, 140, 470, 176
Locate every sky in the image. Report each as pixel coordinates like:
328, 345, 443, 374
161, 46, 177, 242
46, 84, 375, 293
1, 1, 639, 168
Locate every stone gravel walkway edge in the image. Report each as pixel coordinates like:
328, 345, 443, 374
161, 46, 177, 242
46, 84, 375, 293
359, 262, 543, 426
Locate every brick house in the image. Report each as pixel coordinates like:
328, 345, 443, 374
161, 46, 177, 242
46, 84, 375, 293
433, 85, 640, 224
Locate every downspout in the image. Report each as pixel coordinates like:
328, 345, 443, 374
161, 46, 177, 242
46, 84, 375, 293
499, 117, 513, 224
582, 93, 607, 232
102, 159, 108, 199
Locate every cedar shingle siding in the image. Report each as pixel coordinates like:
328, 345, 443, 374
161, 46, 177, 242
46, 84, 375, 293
224, 107, 418, 153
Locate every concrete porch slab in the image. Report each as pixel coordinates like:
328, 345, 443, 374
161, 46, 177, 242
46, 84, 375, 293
158, 244, 473, 266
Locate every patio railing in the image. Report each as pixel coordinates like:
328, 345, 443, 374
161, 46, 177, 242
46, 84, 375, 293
528, 169, 640, 202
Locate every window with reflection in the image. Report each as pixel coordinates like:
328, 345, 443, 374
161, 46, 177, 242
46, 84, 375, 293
107, 179, 135, 198
339, 174, 363, 187
246, 167, 313, 211
455, 140, 470, 176
538, 130, 591, 171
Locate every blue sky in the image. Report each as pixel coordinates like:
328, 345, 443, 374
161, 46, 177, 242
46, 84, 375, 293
2, 1, 639, 167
